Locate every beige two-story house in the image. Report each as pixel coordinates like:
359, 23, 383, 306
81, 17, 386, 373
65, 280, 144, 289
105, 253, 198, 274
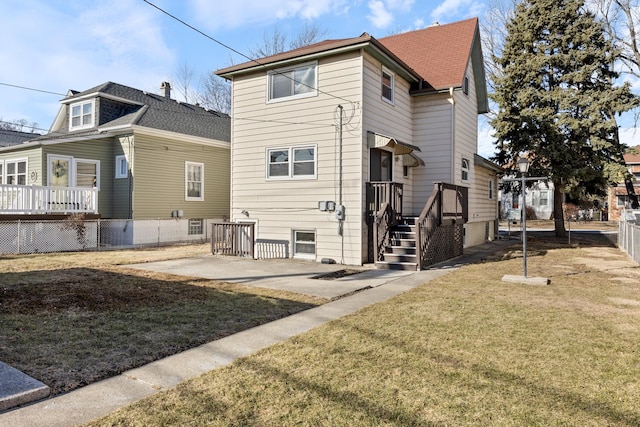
217, 18, 499, 269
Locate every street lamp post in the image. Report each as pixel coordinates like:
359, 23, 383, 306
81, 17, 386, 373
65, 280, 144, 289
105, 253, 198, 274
517, 157, 530, 277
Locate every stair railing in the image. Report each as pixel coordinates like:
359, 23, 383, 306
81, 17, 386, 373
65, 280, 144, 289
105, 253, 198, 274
415, 183, 442, 270
415, 183, 468, 270
373, 202, 392, 262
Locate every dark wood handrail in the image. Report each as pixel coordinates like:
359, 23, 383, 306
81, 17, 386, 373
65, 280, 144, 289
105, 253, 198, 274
373, 202, 391, 262
415, 182, 468, 270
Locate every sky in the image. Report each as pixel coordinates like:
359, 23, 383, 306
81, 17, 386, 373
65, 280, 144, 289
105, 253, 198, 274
0, 0, 638, 158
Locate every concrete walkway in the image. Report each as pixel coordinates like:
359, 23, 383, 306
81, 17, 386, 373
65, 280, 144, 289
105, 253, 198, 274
0, 239, 516, 427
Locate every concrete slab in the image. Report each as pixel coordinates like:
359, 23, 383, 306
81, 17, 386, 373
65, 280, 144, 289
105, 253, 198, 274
127, 256, 413, 299
502, 274, 551, 286
0, 362, 50, 412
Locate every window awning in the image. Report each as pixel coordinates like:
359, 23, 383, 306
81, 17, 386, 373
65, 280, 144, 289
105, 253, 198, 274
402, 153, 425, 167
367, 131, 421, 156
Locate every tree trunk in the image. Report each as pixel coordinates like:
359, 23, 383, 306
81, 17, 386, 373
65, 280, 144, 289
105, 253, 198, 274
553, 183, 566, 237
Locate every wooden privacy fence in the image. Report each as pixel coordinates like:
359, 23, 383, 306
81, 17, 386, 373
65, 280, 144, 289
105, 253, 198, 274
211, 222, 255, 258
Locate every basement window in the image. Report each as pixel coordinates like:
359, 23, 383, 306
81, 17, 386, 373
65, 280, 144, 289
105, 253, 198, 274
188, 219, 204, 235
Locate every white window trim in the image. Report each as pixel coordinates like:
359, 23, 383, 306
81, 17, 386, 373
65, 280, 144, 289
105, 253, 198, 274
461, 158, 470, 182
47, 154, 73, 187
381, 66, 395, 105
69, 100, 95, 131
463, 75, 470, 95
293, 229, 316, 259
266, 145, 317, 181
185, 161, 205, 201
188, 218, 204, 235
266, 61, 318, 103
3, 158, 28, 186
75, 158, 100, 189
115, 155, 128, 179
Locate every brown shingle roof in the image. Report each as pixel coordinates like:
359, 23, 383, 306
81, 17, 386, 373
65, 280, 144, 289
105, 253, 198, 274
624, 146, 640, 164
216, 18, 484, 96
378, 18, 479, 91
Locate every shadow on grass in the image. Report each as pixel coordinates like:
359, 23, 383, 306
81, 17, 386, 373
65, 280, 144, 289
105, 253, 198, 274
0, 268, 317, 395
339, 321, 640, 426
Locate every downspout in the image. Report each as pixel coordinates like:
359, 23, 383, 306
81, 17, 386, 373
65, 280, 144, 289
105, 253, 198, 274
448, 87, 455, 183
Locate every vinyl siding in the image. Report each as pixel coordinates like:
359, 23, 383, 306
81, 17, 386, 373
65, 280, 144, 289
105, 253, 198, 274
132, 132, 230, 220
469, 164, 498, 222
42, 137, 114, 217
411, 93, 454, 214
361, 52, 415, 216
230, 51, 364, 264
112, 135, 133, 218
0, 147, 43, 185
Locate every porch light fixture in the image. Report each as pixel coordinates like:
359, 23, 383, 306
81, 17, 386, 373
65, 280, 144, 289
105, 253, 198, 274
517, 157, 529, 277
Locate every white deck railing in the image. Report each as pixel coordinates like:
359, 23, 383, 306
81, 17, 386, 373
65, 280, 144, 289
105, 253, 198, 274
0, 184, 98, 214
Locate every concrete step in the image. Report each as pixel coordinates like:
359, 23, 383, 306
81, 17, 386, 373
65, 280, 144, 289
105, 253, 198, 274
0, 362, 50, 412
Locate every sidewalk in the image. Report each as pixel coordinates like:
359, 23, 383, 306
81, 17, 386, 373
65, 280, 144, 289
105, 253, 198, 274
0, 238, 516, 427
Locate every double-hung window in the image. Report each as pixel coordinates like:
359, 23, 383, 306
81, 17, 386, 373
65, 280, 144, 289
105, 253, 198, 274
293, 230, 316, 259
75, 159, 99, 188
69, 100, 95, 130
267, 146, 316, 180
268, 61, 317, 102
381, 66, 394, 104
489, 179, 494, 199
5, 159, 27, 185
185, 161, 204, 201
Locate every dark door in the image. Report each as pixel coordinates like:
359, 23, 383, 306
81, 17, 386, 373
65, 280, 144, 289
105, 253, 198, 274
370, 149, 392, 181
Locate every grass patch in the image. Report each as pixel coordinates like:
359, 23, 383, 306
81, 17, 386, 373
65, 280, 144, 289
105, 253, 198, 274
0, 245, 323, 395
87, 236, 640, 426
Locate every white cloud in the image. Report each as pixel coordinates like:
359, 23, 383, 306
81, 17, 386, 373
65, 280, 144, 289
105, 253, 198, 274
190, 0, 350, 29
367, 0, 394, 28
0, 0, 176, 130
431, 0, 484, 22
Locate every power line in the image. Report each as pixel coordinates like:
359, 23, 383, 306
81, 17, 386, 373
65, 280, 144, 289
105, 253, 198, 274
0, 82, 65, 96
142, 0, 356, 105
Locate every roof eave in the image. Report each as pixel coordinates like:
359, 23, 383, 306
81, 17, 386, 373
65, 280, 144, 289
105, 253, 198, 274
216, 37, 422, 83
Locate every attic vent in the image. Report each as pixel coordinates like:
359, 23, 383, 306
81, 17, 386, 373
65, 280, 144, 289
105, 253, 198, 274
160, 81, 171, 99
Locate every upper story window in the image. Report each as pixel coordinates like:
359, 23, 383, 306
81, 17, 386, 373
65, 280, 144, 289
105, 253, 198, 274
267, 146, 317, 180
461, 158, 470, 182
185, 161, 204, 201
70, 100, 95, 130
381, 66, 394, 104
267, 61, 317, 102
489, 179, 494, 199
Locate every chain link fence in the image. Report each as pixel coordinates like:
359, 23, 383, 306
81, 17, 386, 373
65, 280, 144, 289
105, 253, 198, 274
0, 218, 214, 255
618, 210, 640, 265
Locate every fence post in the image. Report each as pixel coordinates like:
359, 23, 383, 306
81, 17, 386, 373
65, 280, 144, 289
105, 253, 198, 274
17, 219, 20, 254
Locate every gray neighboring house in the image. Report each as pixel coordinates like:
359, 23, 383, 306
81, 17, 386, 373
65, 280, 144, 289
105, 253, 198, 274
0, 129, 40, 147
0, 81, 231, 221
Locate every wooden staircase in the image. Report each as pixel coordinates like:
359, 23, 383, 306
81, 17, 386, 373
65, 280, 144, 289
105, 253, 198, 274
375, 217, 419, 271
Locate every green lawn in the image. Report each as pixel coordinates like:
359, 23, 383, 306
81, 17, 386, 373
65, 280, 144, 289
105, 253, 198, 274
86, 236, 640, 426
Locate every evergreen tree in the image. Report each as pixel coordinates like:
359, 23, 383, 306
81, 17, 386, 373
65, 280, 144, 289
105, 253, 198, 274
491, 0, 637, 236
